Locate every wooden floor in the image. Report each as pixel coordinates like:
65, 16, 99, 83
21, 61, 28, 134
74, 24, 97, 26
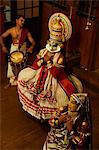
0, 56, 99, 150
0, 59, 49, 150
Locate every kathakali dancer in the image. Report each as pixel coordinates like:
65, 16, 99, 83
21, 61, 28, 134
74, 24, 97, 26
17, 13, 83, 120
43, 93, 91, 150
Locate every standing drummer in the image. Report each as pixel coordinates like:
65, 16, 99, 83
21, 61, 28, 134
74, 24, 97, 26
0, 15, 35, 86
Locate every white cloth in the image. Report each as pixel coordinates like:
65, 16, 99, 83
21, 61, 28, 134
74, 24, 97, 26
17, 48, 83, 120
7, 44, 19, 78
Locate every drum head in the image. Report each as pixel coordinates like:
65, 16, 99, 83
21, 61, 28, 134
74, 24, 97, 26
10, 51, 24, 64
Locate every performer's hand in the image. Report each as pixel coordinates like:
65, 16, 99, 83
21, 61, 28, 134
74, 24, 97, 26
44, 51, 54, 62
49, 118, 55, 127
49, 118, 59, 127
44, 54, 50, 62
2, 46, 8, 53
58, 113, 68, 123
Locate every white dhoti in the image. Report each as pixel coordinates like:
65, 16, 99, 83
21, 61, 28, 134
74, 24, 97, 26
7, 42, 27, 84
7, 44, 19, 78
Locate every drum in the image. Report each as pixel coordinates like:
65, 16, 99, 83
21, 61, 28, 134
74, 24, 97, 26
10, 51, 24, 64
10, 51, 26, 76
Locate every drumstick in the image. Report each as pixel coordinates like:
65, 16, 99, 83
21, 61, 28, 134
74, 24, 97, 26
10, 55, 15, 59
7, 53, 15, 59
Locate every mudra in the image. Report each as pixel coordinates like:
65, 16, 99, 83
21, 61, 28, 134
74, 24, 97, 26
17, 13, 83, 120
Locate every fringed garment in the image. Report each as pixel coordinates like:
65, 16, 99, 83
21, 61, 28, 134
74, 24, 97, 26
17, 48, 83, 120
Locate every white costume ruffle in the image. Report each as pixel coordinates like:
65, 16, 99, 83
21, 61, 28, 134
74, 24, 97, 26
17, 49, 83, 120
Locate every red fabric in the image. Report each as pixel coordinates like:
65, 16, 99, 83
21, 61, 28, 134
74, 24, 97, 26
37, 65, 45, 86
32, 61, 76, 97
50, 66, 76, 97
58, 69, 76, 97
32, 57, 41, 70
40, 68, 48, 90
19, 28, 29, 46
50, 66, 62, 78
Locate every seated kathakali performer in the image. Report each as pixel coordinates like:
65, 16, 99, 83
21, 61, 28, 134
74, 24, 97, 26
17, 13, 83, 120
43, 93, 91, 150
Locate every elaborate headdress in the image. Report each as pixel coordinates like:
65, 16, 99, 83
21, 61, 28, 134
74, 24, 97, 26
46, 13, 72, 53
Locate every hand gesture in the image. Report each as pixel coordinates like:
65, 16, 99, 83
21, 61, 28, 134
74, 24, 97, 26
44, 51, 54, 62
58, 113, 68, 123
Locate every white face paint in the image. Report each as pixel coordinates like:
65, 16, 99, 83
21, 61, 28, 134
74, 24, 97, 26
46, 43, 61, 53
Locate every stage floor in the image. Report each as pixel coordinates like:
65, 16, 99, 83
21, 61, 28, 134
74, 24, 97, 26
0, 58, 99, 150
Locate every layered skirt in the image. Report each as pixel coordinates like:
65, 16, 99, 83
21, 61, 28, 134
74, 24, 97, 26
17, 64, 83, 120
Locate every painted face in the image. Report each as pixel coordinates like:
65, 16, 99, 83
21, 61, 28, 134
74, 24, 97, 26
68, 97, 78, 112
16, 17, 25, 27
46, 39, 61, 53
